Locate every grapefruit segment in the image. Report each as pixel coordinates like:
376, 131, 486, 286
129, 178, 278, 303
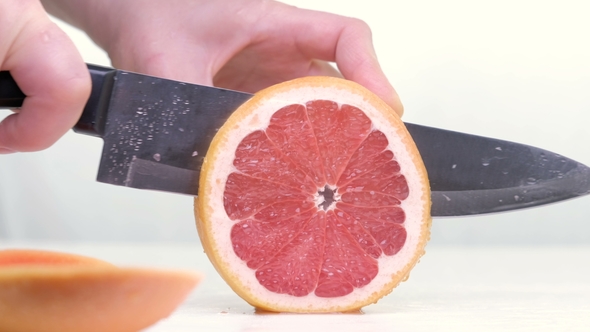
333, 209, 383, 259
234, 129, 317, 194
266, 104, 326, 186
315, 212, 379, 298
196, 76, 431, 312
340, 161, 409, 199
340, 191, 402, 206
337, 130, 396, 187
231, 206, 316, 269
306, 100, 372, 185
223, 172, 310, 220
255, 212, 326, 297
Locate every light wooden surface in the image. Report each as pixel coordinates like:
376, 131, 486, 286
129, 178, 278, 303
2, 242, 588, 331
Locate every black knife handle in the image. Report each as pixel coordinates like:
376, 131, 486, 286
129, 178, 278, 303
0, 64, 116, 138
76, 64, 116, 137
0, 71, 25, 107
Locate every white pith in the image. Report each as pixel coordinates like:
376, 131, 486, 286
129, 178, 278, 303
201, 84, 429, 311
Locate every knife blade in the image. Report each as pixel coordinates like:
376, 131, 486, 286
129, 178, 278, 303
1, 64, 589, 216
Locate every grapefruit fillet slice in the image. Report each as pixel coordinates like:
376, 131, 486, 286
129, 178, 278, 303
195, 76, 431, 312
0, 249, 201, 332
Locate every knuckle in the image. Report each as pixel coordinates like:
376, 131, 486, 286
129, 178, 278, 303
48, 68, 92, 106
346, 17, 372, 34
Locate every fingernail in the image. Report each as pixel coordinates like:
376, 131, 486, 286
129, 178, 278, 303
394, 98, 404, 117
386, 92, 404, 117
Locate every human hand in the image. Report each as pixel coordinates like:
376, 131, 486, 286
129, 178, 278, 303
46, 0, 403, 115
0, 0, 90, 154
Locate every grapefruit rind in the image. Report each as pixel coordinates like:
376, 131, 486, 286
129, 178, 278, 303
195, 76, 431, 313
0, 249, 114, 267
0, 249, 202, 332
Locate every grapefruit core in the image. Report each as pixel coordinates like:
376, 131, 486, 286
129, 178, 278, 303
0, 249, 201, 332
195, 76, 431, 312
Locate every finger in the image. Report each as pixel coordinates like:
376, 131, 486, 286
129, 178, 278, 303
87, 0, 218, 86
109, 38, 215, 87
279, 7, 403, 115
112, 53, 215, 87
307, 60, 343, 78
334, 22, 404, 116
0, 10, 90, 152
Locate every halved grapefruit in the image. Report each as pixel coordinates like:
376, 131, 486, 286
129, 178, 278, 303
195, 76, 431, 312
0, 249, 201, 332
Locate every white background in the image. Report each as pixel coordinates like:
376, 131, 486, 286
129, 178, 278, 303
1, 0, 590, 244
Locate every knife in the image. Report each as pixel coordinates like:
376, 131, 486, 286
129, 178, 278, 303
1, 64, 589, 216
